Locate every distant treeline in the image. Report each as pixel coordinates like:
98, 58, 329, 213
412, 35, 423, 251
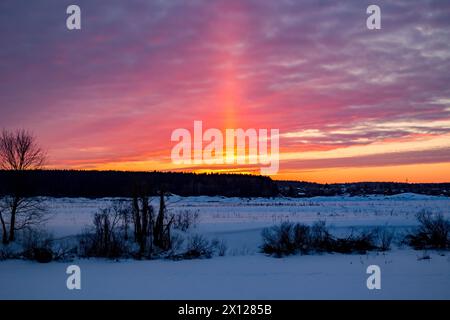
1, 170, 448, 198
0, 170, 279, 198
277, 180, 450, 197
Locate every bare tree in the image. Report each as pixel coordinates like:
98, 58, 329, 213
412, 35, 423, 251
132, 193, 155, 256
0, 129, 46, 244
0, 207, 8, 244
153, 190, 173, 250
130, 188, 173, 257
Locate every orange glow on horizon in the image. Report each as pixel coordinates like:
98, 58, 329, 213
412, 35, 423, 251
46, 130, 450, 183
47, 160, 450, 184
275, 162, 450, 184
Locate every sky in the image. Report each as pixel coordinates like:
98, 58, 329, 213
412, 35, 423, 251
0, 0, 450, 183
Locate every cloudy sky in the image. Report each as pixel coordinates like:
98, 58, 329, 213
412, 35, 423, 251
1, 0, 449, 182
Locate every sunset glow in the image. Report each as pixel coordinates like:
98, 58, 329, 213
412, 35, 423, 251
1, 0, 450, 183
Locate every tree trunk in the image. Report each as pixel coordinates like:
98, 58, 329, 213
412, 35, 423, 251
8, 197, 19, 242
0, 212, 8, 244
142, 196, 152, 253
132, 196, 141, 243
154, 191, 165, 248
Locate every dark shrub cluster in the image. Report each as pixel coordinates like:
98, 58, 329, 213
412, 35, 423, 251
405, 211, 450, 250
170, 235, 227, 260
77, 195, 226, 261
20, 229, 54, 263
0, 229, 79, 263
78, 212, 128, 259
183, 234, 215, 259
262, 221, 388, 257
375, 227, 395, 252
0, 244, 21, 260
172, 209, 199, 232
332, 231, 377, 254
77, 190, 180, 259
261, 222, 310, 256
310, 221, 335, 253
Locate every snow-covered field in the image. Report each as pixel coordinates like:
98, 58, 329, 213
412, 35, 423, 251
1, 193, 449, 299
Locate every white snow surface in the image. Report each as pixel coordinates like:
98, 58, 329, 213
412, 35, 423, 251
1, 193, 449, 299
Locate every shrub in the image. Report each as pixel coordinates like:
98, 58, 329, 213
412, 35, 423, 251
262, 221, 381, 257
52, 238, 79, 261
20, 229, 54, 262
3, 228, 79, 262
165, 232, 185, 258
405, 211, 450, 250
177, 235, 227, 259
78, 208, 128, 258
77, 194, 181, 260
172, 209, 199, 231
293, 224, 311, 254
374, 227, 395, 251
310, 221, 334, 252
183, 234, 214, 259
262, 222, 300, 257
262, 222, 316, 257
32, 247, 53, 263
333, 230, 376, 254
0, 243, 22, 260
211, 238, 228, 256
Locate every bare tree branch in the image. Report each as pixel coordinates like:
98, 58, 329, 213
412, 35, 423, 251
0, 129, 46, 170
0, 129, 47, 243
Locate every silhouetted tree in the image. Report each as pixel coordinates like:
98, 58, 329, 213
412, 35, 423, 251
0, 129, 46, 243
153, 190, 173, 250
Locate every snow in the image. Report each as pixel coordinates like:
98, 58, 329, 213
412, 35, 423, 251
43, 193, 450, 238
1, 251, 449, 299
1, 193, 449, 299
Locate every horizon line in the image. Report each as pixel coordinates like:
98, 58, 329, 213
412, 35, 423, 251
1, 168, 449, 185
